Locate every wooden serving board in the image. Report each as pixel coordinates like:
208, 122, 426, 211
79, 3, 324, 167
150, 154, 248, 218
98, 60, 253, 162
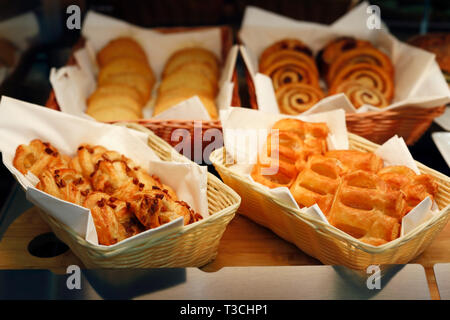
0, 206, 449, 299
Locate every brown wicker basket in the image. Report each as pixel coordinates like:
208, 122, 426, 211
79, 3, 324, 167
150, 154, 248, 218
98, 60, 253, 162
244, 63, 446, 146
46, 26, 241, 150
210, 132, 450, 270
37, 123, 241, 268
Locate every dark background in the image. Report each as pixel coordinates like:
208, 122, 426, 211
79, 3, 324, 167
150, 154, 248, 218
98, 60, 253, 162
0, 0, 449, 212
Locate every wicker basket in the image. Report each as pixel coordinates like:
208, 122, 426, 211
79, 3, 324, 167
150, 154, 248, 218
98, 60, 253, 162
210, 132, 450, 270
37, 123, 241, 268
244, 67, 446, 146
45, 26, 241, 150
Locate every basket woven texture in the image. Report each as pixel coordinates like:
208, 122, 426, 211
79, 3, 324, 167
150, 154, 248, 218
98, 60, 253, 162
210, 132, 450, 270
38, 123, 241, 268
245, 68, 445, 145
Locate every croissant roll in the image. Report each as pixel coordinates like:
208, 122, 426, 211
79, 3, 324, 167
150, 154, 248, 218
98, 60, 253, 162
316, 36, 373, 76
329, 81, 388, 109
327, 171, 405, 245
263, 59, 321, 90
259, 50, 318, 76
260, 38, 313, 64
327, 46, 394, 84
276, 83, 325, 115
329, 63, 394, 102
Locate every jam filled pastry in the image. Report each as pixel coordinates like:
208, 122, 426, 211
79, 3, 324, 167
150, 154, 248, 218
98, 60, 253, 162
262, 59, 321, 91
276, 83, 325, 114
327, 170, 405, 245
377, 166, 438, 213
316, 37, 373, 77
328, 81, 388, 109
325, 150, 383, 174
328, 63, 394, 103
326, 46, 394, 85
290, 155, 342, 215
36, 168, 92, 206
13, 139, 70, 177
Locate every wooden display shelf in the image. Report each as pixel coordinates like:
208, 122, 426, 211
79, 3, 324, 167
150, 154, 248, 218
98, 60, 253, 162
0, 207, 449, 299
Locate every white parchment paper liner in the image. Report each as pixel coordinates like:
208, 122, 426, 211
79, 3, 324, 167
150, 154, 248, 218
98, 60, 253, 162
0, 96, 209, 248
221, 107, 439, 245
239, 2, 450, 115
50, 11, 238, 121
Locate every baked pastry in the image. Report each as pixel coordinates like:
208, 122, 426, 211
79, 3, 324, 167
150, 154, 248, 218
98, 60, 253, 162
154, 88, 218, 119
328, 81, 388, 109
329, 63, 394, 102
259, 39, 313, 64
377, 166, 438, 213
259, 50, 318, 76
327, 170, 405, 245
325, 150, 383, 173
276, 83, 325, 114
163, 47, 220, 78
316, 37, 372, 77
326, 46, 394, 85
87, 37, 155, 122
97, 37, 148, 68
13, 139, 70, 177
290, 155, 342, 214
36, 168, 92, 206
156, 47, 220, 119
251, 118, 329, 188
13, 140, 202, 246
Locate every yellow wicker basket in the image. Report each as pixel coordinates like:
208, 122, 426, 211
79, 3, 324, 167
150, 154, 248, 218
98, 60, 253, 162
37, 123, 241, 268
210, 132, 450, 270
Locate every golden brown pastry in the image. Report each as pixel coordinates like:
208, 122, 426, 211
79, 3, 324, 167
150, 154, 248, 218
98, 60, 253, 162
163, 47, 220, 78
13, 140, 202, 246
328, 63, 394, 103
327, 170, 405, 244
276, 83, 325, 115
259, 39, 313, 64
316, 36, 373, 77
328, 80, 388, 109
325, 150, 384, 174
13, 139, 70, 177
97, 37, 148, 68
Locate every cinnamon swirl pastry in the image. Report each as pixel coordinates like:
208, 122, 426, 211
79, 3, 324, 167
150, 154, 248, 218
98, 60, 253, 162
260, 39, 313, 64
276, 83, 324, 115
259, 50, 318, 76
327, 46, 394, 85
329, 63, 394, 102
316, 37, 373, 77
329, 81, 388, 109
263, 59, 321, 91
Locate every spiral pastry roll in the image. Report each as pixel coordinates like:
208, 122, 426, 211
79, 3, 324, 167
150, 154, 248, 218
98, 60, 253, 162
316, 37, 372, 76
276, 83, 324, 115
329, 63, 394, 102
259, 50, 318, 77
260, 38, 313, 63
263, 59, 320, 91
329, 81, 388, 109
327, 46, 394, 84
